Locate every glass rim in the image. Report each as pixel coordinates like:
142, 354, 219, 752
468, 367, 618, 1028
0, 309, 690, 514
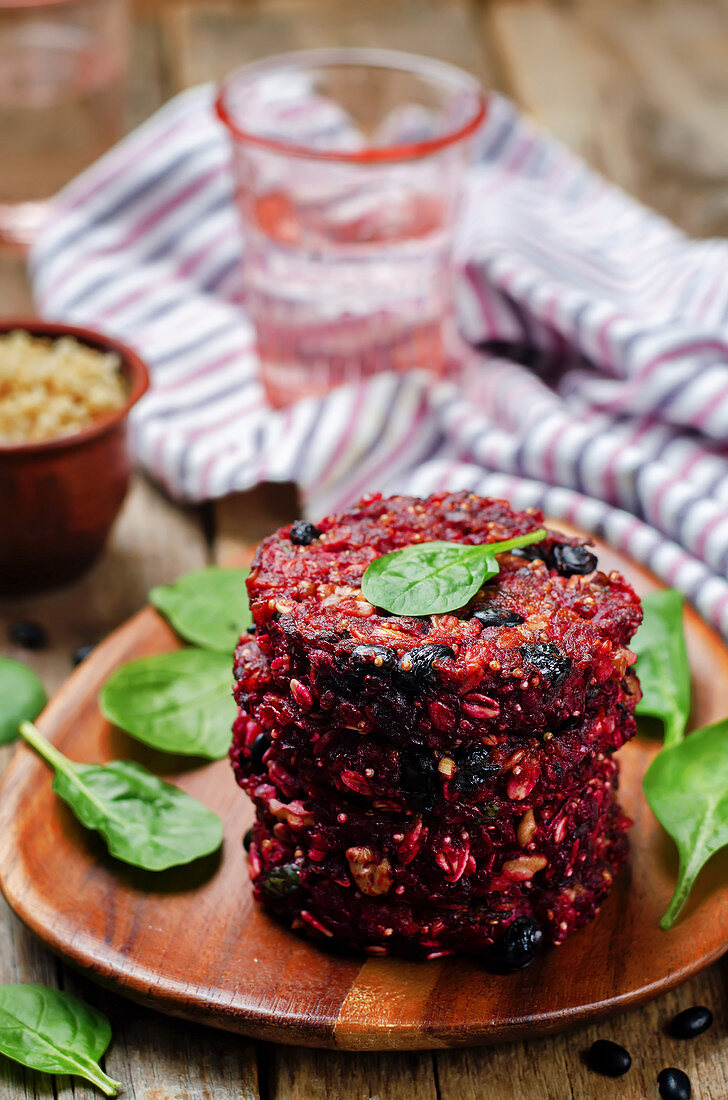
215, 47, 487, 164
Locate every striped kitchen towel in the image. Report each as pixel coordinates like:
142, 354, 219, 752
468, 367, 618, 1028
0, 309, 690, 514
31, 85, 728, 635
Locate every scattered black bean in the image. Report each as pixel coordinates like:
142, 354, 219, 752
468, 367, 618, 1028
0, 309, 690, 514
399, 644, 455, 684
491, 917, 543, 972
587, 1039, 632, 1078
670, 1006, 713, 1040
658, 1067, 691, 1100
400, 750, 438, 811
71, 644, 95, 667
248, 733, 270, 770
9, 620, 47, 650
552, 543, 598, 576
261, 863, 302, 900
472, 606, 525, 629
520, 642, 571, 688
453, 744, 500, 795
242, 827, 253, 853
289, 520, 321, 546
350, 644, 398, 674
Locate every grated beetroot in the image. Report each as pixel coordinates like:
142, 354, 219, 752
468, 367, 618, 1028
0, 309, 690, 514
230, 492, 642, 963
243, 492, 642, 744
232, 637, 638, 817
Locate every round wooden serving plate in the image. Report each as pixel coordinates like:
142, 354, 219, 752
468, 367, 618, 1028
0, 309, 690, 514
0, 536, 727, 1050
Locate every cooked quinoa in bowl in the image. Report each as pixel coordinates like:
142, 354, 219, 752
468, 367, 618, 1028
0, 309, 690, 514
0, 319, 149, 594
0, 329, 127, 444
231, 491, 643, 968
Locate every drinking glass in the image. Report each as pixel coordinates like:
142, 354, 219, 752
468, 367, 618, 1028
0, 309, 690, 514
216, 48, 486, 407
0, 0, 129, 249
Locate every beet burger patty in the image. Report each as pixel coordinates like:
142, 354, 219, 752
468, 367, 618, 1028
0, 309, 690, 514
231, 491, 642, 967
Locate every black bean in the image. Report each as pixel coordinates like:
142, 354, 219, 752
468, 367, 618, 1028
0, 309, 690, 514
248, 733, 270, 770
399, 644, 455, 684
289, 520, 321, 546
509, 544, 546, 562
350, 644, 398, 674
400, 751, 438, 811
71, 644, 95, 667
9, 620, 47, 649
277, 614, 297, 636
261, 863, 302, 900
552, 543, 598, 576
669, 1006, 713, 1040
491, 917, 543, 972
587, 1039, 632, 1078
453, 744, 500, 795
472, 606, 525, 629
242, 827, 253, 852
658, 1068, 691, 1100
520, 642, 571, 687
337, 644, 398, 693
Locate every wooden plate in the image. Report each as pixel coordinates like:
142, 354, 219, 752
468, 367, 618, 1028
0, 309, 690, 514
0, 536, 727, 1051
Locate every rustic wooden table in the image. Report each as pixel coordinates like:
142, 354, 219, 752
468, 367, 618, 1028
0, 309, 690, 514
1, 0, 727, 1097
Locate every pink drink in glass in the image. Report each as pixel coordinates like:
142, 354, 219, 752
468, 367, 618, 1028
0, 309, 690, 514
0, 0, 129, 249
216, 49, 485, 407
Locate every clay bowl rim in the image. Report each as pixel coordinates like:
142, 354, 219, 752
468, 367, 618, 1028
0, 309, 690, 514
0, 318, 150, 457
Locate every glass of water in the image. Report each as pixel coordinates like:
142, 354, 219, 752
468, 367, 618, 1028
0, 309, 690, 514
216, 48, 485, 407
0, 0, 129, 250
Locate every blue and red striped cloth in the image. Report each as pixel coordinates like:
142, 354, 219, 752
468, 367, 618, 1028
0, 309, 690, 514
31, 86, 728, 635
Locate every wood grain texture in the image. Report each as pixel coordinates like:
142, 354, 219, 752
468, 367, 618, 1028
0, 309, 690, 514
0, 539, 726, 1054
434, 958, 728, 1100
488, 0, 728, 236
163, 0, 492, 94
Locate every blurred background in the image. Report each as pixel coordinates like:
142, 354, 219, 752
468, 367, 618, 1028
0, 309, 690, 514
2, 0, 728, 288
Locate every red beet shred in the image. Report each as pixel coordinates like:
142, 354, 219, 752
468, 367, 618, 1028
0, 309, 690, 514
230, 492, 642, 963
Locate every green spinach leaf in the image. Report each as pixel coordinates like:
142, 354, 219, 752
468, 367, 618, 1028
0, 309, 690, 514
633, 589, 691, 747
150, 567, 250, 652
0, 656, 46, 745
643, 717, 728, 928
0, 983, 121, 1094
361, 529, 547, 616
100, 649, 235, 758
20, 722, 223, 871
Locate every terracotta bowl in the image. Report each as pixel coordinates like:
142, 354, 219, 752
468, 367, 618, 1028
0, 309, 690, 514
0, 319, 150, 596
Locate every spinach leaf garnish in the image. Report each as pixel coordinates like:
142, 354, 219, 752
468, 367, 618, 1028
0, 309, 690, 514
635, 588, 728, 927
0, 656, 46, 745
100, 649, 235, 759
632, 589, 691, 747
643, 718, 728, 928
361, 529, 547, 616
0, 984, 121, 1094
150, 567, 250, 652
20, 722, 223, 871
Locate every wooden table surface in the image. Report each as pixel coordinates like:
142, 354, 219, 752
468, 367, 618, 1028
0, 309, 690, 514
1, 0, 727, 1097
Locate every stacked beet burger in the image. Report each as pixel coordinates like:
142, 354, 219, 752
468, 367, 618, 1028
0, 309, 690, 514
231, 492, 642, 968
